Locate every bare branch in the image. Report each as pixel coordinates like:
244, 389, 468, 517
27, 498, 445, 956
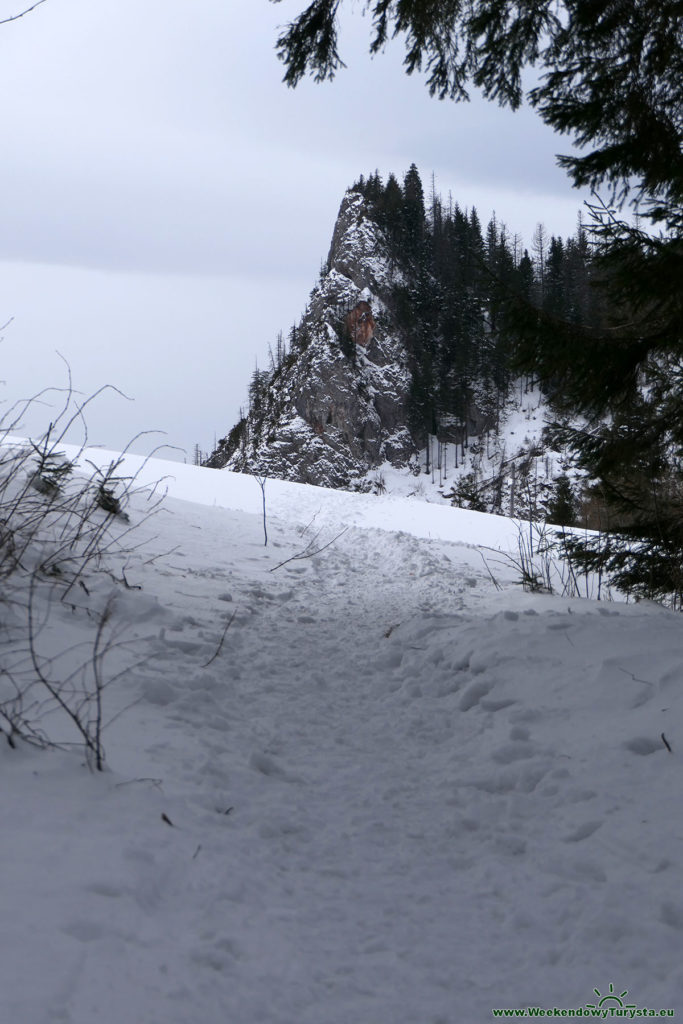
0, 373, 169, 768
269, 526, 348, 572
255, 474, 268, 546
0, 0, 48, 27
202, 610, 236, 668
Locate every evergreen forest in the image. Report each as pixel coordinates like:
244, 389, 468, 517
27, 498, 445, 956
349, 166, 599, 445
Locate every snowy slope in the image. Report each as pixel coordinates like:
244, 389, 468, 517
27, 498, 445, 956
367, 382, 579, 521
2, 450, 682, 1023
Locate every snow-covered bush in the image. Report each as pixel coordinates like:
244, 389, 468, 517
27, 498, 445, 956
486, 519, 610, 602
0, 384, 164, 769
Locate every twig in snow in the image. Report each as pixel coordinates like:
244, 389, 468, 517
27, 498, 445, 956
143, 544, 181, 566
477, 548, 502, 591
255, 474, 268, 546
121, 567, 142, 590
115, 777, 163, 790
104, 696, 145, 731
297, 508, 321, 537
202, 610, 237, 668
617, 666, 655, 688
269, 527, 348, 572
661, 733, 672, 753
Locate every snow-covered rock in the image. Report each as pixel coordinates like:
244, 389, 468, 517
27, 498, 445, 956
207, 188, 415, 486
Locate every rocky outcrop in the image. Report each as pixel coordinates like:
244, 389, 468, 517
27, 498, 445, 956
205, 174, 585, 521
206, 189, 418, 487
346, 301, 375, 347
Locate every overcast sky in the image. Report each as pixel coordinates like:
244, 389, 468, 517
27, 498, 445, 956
0, 0, 589, 459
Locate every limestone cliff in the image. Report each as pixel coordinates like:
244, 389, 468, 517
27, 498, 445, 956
206, 189, 418, 487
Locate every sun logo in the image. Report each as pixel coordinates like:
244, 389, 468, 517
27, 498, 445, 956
585, 983, 637, 1011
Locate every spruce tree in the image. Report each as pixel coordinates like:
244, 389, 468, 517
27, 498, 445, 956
546, 475, 577, 527
378, 172, 404, 260
402, 163, 427, 263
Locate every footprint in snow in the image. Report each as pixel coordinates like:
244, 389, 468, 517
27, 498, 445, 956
459, 680, 492, 711
562, 820, 602, 843
481, 697, 517, 711
509, 725, 530, 741
249, 751, 285, 777
190, 937, 241, 972
86, 881, 124, 898
62, 920, 104, 942
491, 742, 536, 764
661, 902, 683, 930
141, 678, 176, 706
624, 736, 664, 756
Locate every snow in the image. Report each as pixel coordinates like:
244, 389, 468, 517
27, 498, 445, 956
2, 446, 682, 1022
365, 383, 575, 515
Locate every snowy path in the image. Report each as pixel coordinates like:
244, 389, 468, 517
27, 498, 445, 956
109, 508, 493, 1023
3, 468, 683, 1022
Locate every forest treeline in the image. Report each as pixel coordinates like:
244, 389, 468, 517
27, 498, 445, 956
349, 164, 600, 443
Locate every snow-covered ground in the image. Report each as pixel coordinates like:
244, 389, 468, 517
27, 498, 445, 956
362, 384, 577, 520
2, 449, 682, 1022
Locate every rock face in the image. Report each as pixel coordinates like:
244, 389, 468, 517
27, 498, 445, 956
206, 189, 418, 487
346, 301, 375, 347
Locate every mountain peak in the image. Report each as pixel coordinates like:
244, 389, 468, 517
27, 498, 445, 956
205, 170, 591, 523
206, 184, 415, 487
